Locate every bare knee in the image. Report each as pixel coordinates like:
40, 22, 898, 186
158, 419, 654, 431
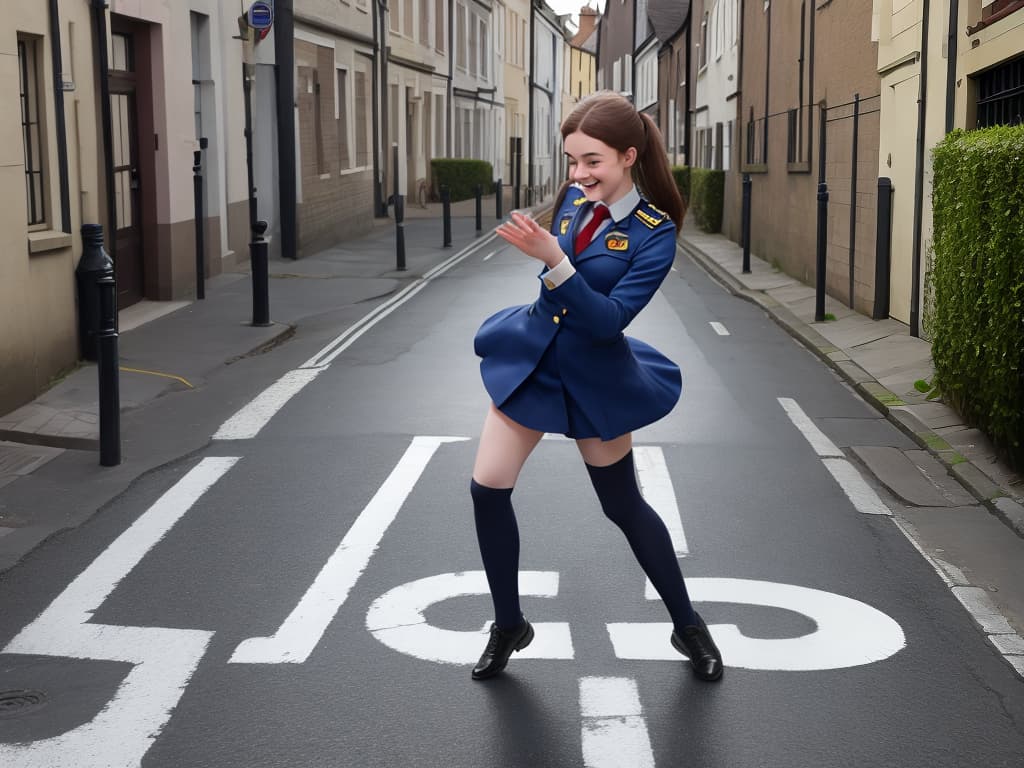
576, 433, 632, 468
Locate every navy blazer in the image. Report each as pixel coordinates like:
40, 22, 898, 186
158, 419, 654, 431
475, 185, 682, 439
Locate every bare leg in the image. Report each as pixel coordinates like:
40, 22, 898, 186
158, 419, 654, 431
473, 403, 544, 487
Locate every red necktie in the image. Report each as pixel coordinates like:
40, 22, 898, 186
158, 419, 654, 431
574, 204, 611, 255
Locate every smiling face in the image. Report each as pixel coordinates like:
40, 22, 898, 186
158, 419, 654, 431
564, 131, 637, 207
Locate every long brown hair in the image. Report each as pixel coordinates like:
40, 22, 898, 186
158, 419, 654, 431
558, 91, 686, 229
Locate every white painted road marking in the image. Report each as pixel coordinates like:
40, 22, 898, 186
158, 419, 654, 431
609, 577, 906, 670
635, 446, 688, 556
0, 457, 238, 768
367, 571, 575, 662
821, 457, 892, 516
214, 367, 325, 440
212, 235, 495, 441
779, 397, 891, 516
483, 250, 496, 261
230, 436, 468, 664
579, 677, 656, 768
634, 445, 689, 601
778, 397, 844, 458
710, 321, 730, 335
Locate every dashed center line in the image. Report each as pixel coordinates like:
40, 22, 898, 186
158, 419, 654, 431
710, 321, 730, 335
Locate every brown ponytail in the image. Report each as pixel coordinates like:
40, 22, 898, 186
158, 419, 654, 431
635, 112, 686, 229
560, 91, 686, 229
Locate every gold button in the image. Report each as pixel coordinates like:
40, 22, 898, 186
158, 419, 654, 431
562, 308, 568, 315
552, 316, 560, 324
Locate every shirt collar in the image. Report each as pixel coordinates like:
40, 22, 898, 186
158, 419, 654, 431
603, 185, 641, 223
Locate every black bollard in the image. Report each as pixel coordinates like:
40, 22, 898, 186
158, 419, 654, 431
75, 224, 114, 361
475, 184, 483, 235
193, 140, 207, 300
395, 193, 407, 271
815, 181, 829, 322
741, 173, 752, 274
442, 185, 452, 248
250, 220, 271, 327
96, 276, 121, 467
873, 177, 893, 320
495, 178, 503, 219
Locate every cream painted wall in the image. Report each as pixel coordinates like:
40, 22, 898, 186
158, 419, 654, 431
503, 0, 531, 185
1, 2, 95, 415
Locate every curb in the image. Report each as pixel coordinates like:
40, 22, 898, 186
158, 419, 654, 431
678, 237, 1023, 540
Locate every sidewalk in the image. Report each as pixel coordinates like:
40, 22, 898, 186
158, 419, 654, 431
0, 209, 507, 571
679, 227, 1024, 539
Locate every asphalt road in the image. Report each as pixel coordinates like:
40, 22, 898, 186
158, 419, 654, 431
0, 241, 1022, 767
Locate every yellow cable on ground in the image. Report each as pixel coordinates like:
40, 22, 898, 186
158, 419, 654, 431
119, 367, 194, 389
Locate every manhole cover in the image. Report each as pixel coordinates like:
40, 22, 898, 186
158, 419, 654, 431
0, 689, 47, 717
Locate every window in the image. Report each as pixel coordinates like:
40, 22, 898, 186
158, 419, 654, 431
480, 19, 488, 80
435, 0, 445, 52
337, 69, 350, 169
420, 0, 430, 44
434, 94, 445, 156
354, 70, 369, 166
457, 4, 466, 69
403, 0, 413, 37
313, 70, 325, 173
699, 13, 708, 68
469, 14, 477, 76
18, 35, 46, 227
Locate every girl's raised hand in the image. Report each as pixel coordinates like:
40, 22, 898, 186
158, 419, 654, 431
495, 212, 565, 269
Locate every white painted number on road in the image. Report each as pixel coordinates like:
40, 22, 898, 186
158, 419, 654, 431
609, 577, 906, 670
367, 571, 575, 662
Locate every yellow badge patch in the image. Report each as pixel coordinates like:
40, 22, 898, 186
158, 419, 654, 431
606, 235, 629, 251
573, 196, 587, 206
560, 218, 571, 235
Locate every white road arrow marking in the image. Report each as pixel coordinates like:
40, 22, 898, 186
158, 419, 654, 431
0, 456, 238, 768
230, 436, 468, 664
609, 577, 905, 670
366, 571, 575, 662
579, 677, 655, 768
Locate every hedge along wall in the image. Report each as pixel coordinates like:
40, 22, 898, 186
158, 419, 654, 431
671, 166, 691, 205
690, 168, 725, 233
931, 125, 1024, 469
431, 159, 493, 202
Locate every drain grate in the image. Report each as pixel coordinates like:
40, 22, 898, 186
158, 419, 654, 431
0, 689, 47, 717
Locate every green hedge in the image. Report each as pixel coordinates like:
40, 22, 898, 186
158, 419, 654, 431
931, 125, 1024, 469
431, 159, 493, 202
671, 165, 691, 204
690, 168, 725, 233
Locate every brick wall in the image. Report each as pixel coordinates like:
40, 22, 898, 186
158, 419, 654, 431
295, 41, 375, 257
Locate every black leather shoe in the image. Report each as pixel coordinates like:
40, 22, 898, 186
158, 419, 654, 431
671, 614, 724, 682
471, 620, 535, 680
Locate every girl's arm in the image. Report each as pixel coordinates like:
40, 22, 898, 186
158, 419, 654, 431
539, 225, 676, 342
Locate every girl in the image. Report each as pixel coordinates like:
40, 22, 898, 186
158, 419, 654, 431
470, 91, 723, 683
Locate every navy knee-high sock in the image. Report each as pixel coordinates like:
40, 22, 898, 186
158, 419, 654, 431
585, 451, 699, 633
470, 479, 523, 631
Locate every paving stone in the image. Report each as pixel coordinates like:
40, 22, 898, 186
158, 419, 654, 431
852, 446, 963, 506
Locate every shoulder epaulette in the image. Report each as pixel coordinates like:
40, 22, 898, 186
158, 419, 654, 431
634, 204, 666, 229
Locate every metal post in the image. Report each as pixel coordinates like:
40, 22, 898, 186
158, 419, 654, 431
251, 220, 270, 326
514, 138, 522, 210
97, 276, 120, 467
848, 93, 860, 309
815, 104, 828, 322
395, 193, 406, 270
873, 177, 893, 320
741, 173, 752, 274
495, 178, 503, 219
475, 183, 483, 235
392, 143, 406, 270
193, 143, 206, 300
442, 185, 452, 248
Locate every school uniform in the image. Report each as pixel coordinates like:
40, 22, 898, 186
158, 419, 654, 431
474, 184, 682, 440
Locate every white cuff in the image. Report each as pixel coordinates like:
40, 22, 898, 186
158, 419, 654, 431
541, 257, 576, 290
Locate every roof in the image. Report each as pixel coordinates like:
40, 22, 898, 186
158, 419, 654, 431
647, 0, 690, 43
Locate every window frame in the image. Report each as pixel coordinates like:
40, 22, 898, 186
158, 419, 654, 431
18, 33, 48, 230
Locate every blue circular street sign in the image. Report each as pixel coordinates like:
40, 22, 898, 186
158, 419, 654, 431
248, 1, 274, 30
